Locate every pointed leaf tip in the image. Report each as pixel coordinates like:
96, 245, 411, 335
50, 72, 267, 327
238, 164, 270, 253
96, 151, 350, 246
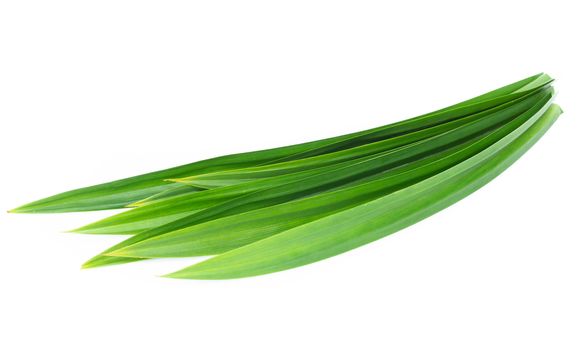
81, 261, 96, 269
8, 206, 31, 214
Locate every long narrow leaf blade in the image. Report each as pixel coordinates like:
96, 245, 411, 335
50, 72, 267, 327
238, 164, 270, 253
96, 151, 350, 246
10, 74, 551, 213
174, 86, 552, 188
85, 86, 552, 266
109, 91, 555, 258
164, 104, 562, 279
76, 88, 546, 235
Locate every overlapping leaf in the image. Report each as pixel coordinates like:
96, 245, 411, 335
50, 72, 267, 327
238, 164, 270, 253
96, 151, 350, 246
166, 104, 561, 279
10, 74, 551, 212
10, 74, 561, 280
73, 84, 551, 237
108, 89, 556, 259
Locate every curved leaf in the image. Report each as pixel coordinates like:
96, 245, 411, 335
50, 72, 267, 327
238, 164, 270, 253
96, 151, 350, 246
165, 104, 562, 279
10, 74, 549, 213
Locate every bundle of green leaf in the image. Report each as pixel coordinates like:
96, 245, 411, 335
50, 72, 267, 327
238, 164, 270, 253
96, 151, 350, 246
10, 73, 562, 279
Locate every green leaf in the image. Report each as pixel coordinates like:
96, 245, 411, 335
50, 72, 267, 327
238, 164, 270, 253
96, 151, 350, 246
106, 111, 534, 257
85, 86, 552, 266
257, 73, 552, 164
106, 88, 555, 258
164, 103, 562, 279
10, 73, 550, 213
171, 86, 552, 188
74, 86, 549, 235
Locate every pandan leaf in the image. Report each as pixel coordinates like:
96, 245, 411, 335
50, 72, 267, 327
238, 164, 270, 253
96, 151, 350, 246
164, 104, 562, 279
10, 74, 551, 213
107, 89, 555, 258
74, 86, 548, 236
172, 86, 552, 188
84, 86, 552, 267
10, 74, 561, 281
259, 73, 552, 164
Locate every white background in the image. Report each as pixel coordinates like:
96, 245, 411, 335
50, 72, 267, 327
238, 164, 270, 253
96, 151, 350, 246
1, 1, 578, 349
